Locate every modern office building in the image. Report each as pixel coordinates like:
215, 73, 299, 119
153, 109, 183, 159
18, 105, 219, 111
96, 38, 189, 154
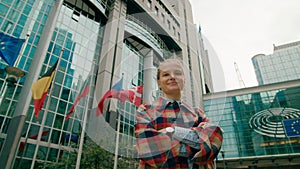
197, 25, 213, 94
204, 40, 300, 168
230, 40, 300, 169
204, 79, 300, 169
252, 41, 300, 85
0, 0, 213, 168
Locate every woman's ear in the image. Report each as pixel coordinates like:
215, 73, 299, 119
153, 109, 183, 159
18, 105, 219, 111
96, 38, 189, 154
157, 80, 161, 89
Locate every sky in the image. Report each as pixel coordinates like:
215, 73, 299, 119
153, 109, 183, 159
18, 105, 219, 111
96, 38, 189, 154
189, 0, 300, 92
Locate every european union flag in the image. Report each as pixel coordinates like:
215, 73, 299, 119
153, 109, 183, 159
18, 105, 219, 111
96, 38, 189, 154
0, 32, 25, 66
282, 118, 300, 137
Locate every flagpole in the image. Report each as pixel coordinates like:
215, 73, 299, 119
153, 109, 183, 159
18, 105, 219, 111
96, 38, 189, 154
113, 106, 121, 169
75, 60, 95, 169
112, 73, 124, 169
102, 0, 124, 163
30, 49, 63, 169
0, 1, 63, 168
0, 33, 28, 110
0, 67, 25, 134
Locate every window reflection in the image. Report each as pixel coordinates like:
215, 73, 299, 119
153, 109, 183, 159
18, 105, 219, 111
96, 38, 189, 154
204, 86, 300, 159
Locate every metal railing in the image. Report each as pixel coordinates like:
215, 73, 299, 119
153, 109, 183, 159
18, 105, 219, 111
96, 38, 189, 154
126, 15, 172, 58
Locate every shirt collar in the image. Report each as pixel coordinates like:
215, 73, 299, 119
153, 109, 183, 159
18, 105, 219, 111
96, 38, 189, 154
157, 97, 194, 112
161, 96, 181, 104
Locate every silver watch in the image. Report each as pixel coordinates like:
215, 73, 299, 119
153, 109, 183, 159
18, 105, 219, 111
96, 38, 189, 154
166, 127, 174, 133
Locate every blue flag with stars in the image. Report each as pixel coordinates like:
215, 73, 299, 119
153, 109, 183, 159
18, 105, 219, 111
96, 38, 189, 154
0, 32, 25, 66
282, 118, 300, 137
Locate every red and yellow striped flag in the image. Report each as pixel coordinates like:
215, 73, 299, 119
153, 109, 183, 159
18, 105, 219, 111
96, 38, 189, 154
31, 61, 58, 118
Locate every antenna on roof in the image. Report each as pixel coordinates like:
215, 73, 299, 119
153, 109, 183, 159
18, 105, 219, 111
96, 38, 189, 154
234, 62, 246, 88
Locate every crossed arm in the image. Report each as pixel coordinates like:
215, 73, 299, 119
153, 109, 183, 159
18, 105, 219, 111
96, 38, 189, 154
135, 108, 223, 168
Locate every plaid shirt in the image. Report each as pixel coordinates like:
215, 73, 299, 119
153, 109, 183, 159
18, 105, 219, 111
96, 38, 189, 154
135, 97, 223, 169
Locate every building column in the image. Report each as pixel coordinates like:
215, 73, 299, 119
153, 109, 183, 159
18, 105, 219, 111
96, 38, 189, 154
143, 49, 154, 103
94, 0, 127, 124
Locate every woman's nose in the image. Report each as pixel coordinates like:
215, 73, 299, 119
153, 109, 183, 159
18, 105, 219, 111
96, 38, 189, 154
170, 73, 175, 78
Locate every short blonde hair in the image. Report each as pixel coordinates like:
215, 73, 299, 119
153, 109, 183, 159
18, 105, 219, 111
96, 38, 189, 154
157, 59, 184, 80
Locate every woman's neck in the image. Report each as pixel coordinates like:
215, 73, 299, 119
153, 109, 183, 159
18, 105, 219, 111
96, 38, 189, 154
164, 94, 181, 101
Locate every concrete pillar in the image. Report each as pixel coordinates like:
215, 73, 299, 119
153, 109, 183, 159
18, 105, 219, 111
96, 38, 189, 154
94, 0, 127, 124
143, 49, 154, 103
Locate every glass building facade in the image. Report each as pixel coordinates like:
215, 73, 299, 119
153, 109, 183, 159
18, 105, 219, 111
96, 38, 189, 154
252, 41, 300, 85
0, 0, 212, 168
204, 80, 300, 168
0, 0, 110, 168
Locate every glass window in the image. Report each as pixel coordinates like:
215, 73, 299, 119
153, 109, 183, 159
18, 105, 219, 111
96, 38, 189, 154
147, 0, 152, 9
172, 26, 176, 35
24, 4, 31, 14
167, 20, 170, 29
72, 11, 80, 22
14, 25, 23, 36
161, 13, 165, 23
155, 6, 158, 15
0, 4, 9, 17
3, 21, 13, 32
204, 86, 300, 159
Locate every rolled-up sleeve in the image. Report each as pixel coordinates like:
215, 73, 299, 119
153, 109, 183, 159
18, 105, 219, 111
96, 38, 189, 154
187, 109, 224, 168
192, 124, 223, 163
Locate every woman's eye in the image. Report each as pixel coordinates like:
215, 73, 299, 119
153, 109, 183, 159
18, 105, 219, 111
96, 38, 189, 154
175, 72, 182, 76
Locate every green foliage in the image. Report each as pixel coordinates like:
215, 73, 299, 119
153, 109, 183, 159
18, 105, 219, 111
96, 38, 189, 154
45, 139, 139, 169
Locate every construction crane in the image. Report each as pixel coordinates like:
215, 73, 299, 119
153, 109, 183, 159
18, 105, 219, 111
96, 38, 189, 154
234, 62, 246, 88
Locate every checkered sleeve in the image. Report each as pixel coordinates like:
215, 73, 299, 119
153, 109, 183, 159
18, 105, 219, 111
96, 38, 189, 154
191, 109, 224, 168
135, 106, 180, 168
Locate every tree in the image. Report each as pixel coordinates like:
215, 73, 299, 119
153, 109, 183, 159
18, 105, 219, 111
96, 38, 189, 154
46, 138, 139, 169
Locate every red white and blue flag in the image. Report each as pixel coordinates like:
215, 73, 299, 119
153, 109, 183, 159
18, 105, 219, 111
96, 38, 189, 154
119, 85, 143, 107
96, 77, 143, 116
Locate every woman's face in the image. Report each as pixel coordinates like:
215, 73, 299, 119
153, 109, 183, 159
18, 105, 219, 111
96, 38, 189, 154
157, 62, 185, 97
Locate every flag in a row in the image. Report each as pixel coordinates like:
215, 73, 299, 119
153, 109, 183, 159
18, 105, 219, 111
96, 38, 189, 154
96, 77, 143, 116
0, 32, 25, 66
31, 64, 143, 119
97, 77, 124, 116
31, 61, 58, 119
65, 74, 143, 119
66, 75, 91, 120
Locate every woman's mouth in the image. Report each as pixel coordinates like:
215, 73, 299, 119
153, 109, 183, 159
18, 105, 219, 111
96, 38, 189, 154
168, 82, 177, 86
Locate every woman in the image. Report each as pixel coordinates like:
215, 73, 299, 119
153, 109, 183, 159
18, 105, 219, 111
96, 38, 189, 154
135, 59, 223, 169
